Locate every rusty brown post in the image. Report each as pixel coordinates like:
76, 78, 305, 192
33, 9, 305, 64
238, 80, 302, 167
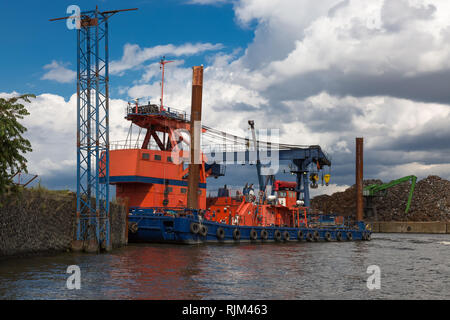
187, 66, 203, 209
356, 137, 364, 222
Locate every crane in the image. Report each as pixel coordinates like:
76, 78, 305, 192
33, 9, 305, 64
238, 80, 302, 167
50, 6, 138, 253
202, 122, 331, 207
363, 175, 417, 217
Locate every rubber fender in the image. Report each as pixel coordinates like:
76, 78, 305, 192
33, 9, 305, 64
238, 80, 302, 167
336, 231, 343, 241
250, 229, 258, 241
199, 225, 208, 237
347, 232, 353, 241
274, 230, 282, 242
306, 232, 313, 242
190, 222, 200, 234
128, 222, 138, 234
297, 230, 303, 241
260, 229, 268, 240
324, 232, 331, 241
283, 231, 290, 241
216, 227, 225, 240
313, 230, 320, 241
233, 228, 241, 240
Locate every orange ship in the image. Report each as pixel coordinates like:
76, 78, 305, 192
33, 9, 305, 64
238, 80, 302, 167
106, 64, 371, 243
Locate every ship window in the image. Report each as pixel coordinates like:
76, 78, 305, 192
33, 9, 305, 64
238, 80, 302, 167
181, 188, 187, 194
167, 156, 173, 163
154, 154, 161, 161
142, 153, 149, 160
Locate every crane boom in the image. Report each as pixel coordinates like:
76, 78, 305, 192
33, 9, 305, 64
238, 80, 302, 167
363, 175, 417, 213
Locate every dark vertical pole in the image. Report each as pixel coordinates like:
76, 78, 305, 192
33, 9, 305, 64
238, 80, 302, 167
187, 66, 203, 209
356, 137, 364, 222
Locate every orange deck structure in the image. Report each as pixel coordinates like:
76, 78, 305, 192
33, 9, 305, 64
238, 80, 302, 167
109, 102, 309, 228
206, 184, 308, 228
109, 103, 222, 210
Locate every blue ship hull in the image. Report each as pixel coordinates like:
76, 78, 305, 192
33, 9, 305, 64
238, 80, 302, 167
128, 210, 372, 244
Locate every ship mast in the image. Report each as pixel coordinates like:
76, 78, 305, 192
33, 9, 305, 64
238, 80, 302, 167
160, 57, 174, 111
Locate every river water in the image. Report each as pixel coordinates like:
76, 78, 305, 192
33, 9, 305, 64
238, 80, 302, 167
0, 233, 449, 300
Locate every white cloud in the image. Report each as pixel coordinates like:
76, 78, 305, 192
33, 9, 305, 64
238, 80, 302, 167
310, 183, 350, 197
41, 61, 76, 84
8, 0, 450, 190
0, 92, 130, 182
110, 42, 223, 75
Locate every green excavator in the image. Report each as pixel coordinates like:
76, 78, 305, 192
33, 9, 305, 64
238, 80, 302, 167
363, 175, 417, 218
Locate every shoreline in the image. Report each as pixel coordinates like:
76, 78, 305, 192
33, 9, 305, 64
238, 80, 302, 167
369, 221, 450, 234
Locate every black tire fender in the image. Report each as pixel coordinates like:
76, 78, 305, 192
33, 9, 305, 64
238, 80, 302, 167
216, 227, 225, 240
190, 222, 200, 234
324, 232, 331, 241
313, 230, 320, 241
128, 222, 138, 234
283, 231, 290, 241
233, 228, 241, 240
347, 232, 353, 241
297, 230, 303, 241
199, 225, 208, 237
274, 230, 282, 242
260, 229, 268, 240
250, 229, 258, 241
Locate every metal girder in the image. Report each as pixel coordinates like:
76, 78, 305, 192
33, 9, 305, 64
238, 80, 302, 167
75, 8, 110, 250
204, 146, 331, 208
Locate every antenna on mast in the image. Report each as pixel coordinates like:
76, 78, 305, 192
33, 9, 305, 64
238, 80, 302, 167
159, 56, 174, 111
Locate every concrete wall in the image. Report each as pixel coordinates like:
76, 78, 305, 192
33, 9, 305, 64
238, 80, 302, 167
372, 221, 449, 234
0, 189, 127, 258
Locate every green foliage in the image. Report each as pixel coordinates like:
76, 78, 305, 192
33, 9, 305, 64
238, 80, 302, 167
0, 94, 35, 195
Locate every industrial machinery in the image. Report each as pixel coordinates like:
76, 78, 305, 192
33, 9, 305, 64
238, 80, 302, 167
116, 66, 372, 244
363, 175, 417, 218
50, 6, 138, 252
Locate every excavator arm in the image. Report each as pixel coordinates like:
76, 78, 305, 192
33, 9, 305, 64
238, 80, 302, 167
363, 175, 417, 213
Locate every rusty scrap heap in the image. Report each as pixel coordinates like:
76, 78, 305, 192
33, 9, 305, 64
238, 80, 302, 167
311, 175, 450, 222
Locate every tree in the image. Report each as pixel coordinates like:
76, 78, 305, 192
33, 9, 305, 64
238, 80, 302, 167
0, 94, 35, 195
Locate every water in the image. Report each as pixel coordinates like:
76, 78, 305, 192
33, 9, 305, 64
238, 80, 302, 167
0, 233, 449, 299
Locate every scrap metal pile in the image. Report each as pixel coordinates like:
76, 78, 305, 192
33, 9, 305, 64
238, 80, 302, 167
311, 175, 450, 222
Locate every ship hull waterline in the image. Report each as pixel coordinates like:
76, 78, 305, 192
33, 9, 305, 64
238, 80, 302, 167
128, 214, 372, 244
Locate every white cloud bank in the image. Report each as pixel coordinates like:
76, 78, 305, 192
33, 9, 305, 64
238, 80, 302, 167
9, 0, 450, 194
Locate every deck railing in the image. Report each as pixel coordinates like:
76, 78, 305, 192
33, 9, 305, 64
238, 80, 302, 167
125, 104, 189, 122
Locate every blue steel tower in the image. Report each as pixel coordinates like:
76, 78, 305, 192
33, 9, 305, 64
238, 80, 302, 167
51, 7, 137, 252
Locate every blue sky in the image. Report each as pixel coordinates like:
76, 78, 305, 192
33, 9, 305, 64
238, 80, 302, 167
3, 0, 450, 197
0, 0, 253, 100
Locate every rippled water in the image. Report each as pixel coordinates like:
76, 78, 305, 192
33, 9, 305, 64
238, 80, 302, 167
0, 233, 449, 299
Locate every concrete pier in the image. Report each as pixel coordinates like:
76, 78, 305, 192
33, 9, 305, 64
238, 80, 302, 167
371, 221, 450, 234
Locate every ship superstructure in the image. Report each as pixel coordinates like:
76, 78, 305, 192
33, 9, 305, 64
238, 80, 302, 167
108, 64, 372, 243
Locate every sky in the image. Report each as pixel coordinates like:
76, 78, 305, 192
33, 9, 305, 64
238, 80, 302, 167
2, 0, 450, 197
